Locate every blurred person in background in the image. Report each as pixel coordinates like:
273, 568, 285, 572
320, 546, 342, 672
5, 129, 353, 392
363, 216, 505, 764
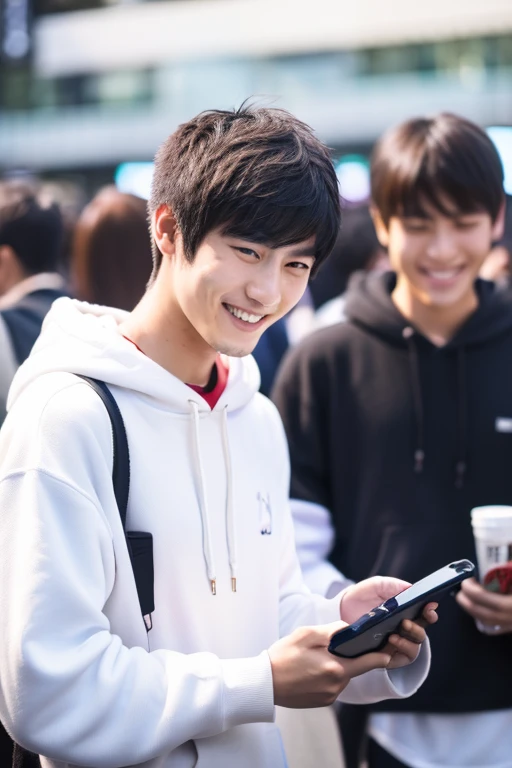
273, 113, 512, 768
479, 193, 512, 288
0, 180, 66, 425
315, 205, 388, 329
71, 186, 152, 310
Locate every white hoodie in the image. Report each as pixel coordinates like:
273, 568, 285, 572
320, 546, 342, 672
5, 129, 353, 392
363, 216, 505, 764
0, 298, 430, 768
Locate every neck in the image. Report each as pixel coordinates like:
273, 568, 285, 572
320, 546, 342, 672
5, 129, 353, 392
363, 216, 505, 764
392, 278, 478, 347
119, 277, 218, 387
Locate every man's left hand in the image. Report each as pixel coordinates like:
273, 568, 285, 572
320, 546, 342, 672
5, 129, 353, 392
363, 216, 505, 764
339, 576, 438, 669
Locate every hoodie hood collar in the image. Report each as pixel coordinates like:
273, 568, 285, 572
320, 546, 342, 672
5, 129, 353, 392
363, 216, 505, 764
8, 297, 260, 413
344, 271, 512, 348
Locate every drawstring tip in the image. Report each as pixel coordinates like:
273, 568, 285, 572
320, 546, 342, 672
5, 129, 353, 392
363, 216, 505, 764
231, 577, 237, 593
210, 579, 217, 596
414, 449, 425, 473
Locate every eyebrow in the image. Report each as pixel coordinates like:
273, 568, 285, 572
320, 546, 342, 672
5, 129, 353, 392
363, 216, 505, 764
286, 246, 317, 258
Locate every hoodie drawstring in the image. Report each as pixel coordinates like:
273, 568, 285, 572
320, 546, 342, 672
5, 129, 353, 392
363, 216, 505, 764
402, 327, 467, 488
221, 407, 237, 593
403, 327, 425, 473
189, 401, 217, 594
188, 401, 237, 595
455, 347, 467, 489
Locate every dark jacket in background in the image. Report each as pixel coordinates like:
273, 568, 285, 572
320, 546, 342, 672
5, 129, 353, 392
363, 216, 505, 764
0, 281, 66, 424
272, 272, 512, 714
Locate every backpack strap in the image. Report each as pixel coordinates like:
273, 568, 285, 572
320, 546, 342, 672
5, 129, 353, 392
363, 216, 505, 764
75, 376, 130, 525
75, 376, 154, 628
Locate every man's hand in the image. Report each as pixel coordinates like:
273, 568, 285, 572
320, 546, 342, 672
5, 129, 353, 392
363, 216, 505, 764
456, 577, 512, 634
338, 576, 438, 668
268, 623, 393, 708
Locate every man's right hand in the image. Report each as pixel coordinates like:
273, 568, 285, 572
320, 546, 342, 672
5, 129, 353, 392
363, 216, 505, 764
268, 622, 392, 708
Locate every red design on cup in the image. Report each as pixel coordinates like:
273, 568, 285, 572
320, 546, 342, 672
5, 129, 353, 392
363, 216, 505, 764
483, 563, 512, 595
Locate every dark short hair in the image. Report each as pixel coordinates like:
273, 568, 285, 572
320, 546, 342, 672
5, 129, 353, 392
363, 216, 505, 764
149, 105, 341, 278
371, 113, 504, 225
0, 180, 64, 275
71, 187, 153, 311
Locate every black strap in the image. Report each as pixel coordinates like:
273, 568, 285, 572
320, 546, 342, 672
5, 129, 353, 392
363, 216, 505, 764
76, 376, 154, 622
75, 376, 130, 528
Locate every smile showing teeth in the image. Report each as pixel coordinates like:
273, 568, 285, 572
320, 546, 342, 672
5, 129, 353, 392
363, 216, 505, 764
225, 304, 264, 324
424, 268, 462, 281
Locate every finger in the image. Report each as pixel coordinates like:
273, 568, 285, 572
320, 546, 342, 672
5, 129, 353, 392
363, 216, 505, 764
456, 590, 511, 625
420, 603, 439, 625
398, 619, 427, 643
386, 634, 421, 662
460, 579, 512, 610
310, 621, 350, 647
370, 576, 412, 601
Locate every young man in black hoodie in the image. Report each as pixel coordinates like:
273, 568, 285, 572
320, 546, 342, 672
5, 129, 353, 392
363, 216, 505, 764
272, 113, 512, 768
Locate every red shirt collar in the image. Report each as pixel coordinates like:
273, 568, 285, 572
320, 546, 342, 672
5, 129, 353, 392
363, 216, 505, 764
122, 335, 229, 409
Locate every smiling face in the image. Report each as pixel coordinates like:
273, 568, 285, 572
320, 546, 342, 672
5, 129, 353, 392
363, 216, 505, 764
373, 200, 505, 316
155, 208, 315, 359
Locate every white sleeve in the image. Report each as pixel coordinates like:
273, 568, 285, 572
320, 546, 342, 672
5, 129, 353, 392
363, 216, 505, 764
291, 498, 353, 598
0, 385, 274, 767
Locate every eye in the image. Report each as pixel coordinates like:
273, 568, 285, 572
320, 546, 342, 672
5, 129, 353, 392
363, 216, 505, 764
235, 246, 260, 259
287, 261, 311, 271
404, 220, 430, 232
455, 219, 478, 230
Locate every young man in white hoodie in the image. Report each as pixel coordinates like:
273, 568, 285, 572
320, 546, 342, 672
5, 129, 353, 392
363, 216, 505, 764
0, 106, 436, 768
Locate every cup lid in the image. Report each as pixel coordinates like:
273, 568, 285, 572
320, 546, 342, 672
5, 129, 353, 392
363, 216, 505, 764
471, 505, 512, 526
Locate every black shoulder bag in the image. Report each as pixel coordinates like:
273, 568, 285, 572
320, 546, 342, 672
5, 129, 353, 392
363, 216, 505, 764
10, 376, 154, 767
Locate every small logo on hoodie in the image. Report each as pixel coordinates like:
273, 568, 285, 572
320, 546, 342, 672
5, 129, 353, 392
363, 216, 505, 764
258, 492, 272, 535
496, 418, 512, 434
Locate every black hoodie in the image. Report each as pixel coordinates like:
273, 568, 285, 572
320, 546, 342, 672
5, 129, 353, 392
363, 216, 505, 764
272, 272, 512, 713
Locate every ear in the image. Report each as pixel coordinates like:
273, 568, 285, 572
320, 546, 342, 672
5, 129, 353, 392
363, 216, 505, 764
152, 205, 180, 261
491, 198, 506, 242
370, 206, 390, 248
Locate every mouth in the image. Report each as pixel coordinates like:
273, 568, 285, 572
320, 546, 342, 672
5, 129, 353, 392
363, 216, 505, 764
419, 266, 466, 284
223, 302, 268, 330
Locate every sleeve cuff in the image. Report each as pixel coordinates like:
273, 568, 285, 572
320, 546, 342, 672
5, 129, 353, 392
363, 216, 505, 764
220, 651, 275, 729
338, 638, 431, 705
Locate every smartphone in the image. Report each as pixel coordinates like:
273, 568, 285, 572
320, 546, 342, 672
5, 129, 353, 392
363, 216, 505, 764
328, 559, 475, 659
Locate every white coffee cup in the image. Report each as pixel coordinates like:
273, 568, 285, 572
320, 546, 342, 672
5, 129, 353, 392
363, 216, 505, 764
470, 505, 512, 634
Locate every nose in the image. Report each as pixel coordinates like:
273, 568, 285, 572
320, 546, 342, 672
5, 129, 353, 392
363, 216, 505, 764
245, 262, 282, 311
426, 226, 458, 262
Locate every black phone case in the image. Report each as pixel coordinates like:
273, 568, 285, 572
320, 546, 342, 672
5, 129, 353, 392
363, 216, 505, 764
328, 559, 475, 658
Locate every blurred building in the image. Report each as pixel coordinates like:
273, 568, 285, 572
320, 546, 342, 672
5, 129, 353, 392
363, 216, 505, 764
1, 0, 512, 195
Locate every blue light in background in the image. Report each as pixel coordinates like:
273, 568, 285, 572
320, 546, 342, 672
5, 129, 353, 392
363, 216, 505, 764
115, 162, 154, 200
487, 126, 512, 195
334, 154, 370, 204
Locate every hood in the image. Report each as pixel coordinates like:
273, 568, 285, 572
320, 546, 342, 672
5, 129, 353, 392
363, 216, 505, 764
8, 297, 260, 414
344, 271, 512, 348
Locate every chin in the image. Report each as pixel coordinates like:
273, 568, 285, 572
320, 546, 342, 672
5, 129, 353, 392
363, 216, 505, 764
212, 339, 256, 358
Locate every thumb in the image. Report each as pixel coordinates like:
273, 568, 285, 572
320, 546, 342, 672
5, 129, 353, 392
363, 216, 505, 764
369, 576, 411, 601
343, 650, 393, 678
308, 621, 350, 647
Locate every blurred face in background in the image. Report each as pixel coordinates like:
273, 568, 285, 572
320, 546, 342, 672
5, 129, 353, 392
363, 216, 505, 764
373, 200, 505, 315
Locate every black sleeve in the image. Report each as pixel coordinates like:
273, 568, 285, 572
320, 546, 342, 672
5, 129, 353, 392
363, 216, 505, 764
271, 337, 332, 511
